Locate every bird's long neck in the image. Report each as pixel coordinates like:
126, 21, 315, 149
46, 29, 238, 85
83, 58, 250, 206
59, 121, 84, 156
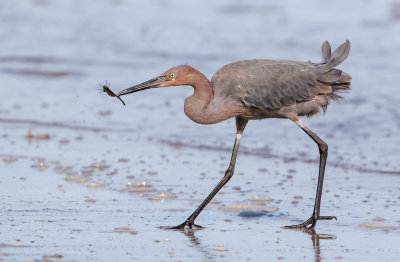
184, 70, 216, 124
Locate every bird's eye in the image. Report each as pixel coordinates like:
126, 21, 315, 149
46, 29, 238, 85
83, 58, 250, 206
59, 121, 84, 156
170, 73, 175, 78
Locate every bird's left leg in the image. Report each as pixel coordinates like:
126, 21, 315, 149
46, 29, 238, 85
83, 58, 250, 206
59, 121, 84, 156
167, 117, 248, 230
283, 119, 336, 229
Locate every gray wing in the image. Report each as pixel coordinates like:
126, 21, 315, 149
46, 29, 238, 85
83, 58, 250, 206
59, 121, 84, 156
212, 60, 321, 110
242, 62, 319, 110
211, 40, 350, 110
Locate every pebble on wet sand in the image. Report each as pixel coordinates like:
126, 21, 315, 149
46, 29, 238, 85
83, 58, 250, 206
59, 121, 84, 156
64, 175, 87, 183
89, 163, 111, 170
27, 129, 51, 140
217, 245, 227, 252
86, 183, 104, 189
2, 157, 18, 164
84, 198, 96, 203
126, 181, 155, 192
43, 254, 63, 259
251, 195, 272, 202
358, 222, 397, 231
31, 162, 49, 171
219, 203, 278, 213
149, 192, 177, 200
114, 227, 137, 235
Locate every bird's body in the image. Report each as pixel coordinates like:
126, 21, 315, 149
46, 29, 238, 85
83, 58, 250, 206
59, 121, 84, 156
114, 40, 352, 230
183, 57, 351, 125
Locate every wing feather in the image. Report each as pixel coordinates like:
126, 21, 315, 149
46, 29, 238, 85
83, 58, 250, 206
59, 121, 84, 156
237, 62, 319, 110
211, 41, 351, 111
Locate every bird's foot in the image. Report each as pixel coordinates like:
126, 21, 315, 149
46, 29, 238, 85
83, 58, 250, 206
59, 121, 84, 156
161, 220, 204, 231
283, 215, 337, 229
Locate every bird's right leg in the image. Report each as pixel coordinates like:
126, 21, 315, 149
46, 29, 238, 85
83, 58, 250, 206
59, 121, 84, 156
283, 119, 336, 229
166, 117, 248, 231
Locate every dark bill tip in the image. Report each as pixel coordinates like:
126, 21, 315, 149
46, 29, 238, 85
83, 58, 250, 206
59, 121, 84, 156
117, 77, 160, 96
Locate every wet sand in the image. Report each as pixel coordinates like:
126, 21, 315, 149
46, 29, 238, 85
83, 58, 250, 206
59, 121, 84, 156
1, 0, 399, 261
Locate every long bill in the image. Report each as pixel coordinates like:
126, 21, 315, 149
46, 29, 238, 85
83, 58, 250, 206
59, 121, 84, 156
117, 77, 161, 97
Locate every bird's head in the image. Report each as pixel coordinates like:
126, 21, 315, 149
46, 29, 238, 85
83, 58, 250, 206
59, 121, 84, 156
117, 65, 194, 96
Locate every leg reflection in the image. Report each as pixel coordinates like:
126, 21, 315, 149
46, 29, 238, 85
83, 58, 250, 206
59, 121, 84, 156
180, 230, 216, 262
296, 228, 336, 262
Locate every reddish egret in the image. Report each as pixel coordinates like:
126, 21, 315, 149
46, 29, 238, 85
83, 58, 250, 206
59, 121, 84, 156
114, 40, 351, 230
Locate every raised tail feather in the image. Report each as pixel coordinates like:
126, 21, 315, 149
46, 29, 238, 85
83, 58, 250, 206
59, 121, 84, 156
316, 40, 352, 104
321, 41, 331, 63
318, 40, 351, 73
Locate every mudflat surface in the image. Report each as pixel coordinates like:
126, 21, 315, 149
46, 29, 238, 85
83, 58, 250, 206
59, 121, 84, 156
0, 0, 399, 261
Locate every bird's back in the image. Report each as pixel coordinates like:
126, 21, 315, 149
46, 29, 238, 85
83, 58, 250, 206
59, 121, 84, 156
211, 40, 351, 117
211, 60, 319, 109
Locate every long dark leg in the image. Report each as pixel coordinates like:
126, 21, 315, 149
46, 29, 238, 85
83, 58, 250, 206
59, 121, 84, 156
283, 119, 336, 229
168, 117, 248, 230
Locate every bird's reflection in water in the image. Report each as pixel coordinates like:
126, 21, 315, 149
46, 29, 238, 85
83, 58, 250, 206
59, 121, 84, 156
170, 226, 336, 262
180, 230, 217, 262
296, 228, 336, 262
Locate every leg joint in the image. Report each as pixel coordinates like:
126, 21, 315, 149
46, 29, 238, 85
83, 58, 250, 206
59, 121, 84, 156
319, 141, 328, 154
224, 166, 234, 178
218, 167, 234, 185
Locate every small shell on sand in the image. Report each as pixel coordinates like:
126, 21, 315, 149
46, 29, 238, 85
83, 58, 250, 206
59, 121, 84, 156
149, 192, 177, 200
217, 244, 227, 252
358, 223, 383, 228
43, 254, 63, 259
31, 162, 49, 171
36, 134, 50, 140
27, 129, 50, 140
251, 195, 272, 202
219, 203, 278, 213
64, 175, 87, 183
87, 183, 104, 189
2, 157, 18, 164
358, 222, 397, 231
126, 181, 155, 192
114, 227, 137, 235
89, 163, 111, 170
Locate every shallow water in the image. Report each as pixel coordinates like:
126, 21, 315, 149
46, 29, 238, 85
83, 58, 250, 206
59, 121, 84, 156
1, 0, 399, 261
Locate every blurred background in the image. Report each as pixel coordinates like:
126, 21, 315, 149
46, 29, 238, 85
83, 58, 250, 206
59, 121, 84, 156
0, 0, 399, 261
